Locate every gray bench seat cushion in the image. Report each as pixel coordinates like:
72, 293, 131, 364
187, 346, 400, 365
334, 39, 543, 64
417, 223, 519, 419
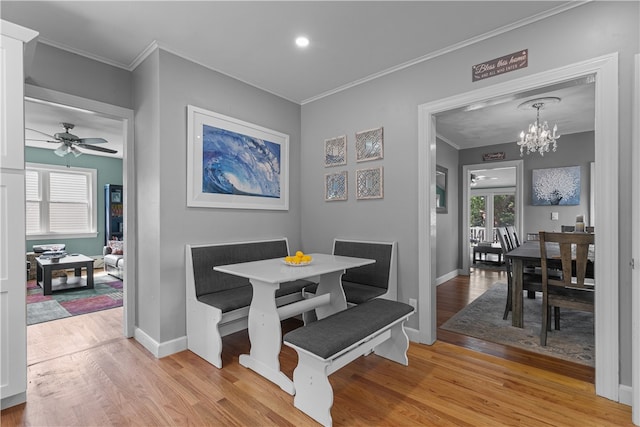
305, 281, 387, 305
198, 279, 312, 312
284, 299, 413, 359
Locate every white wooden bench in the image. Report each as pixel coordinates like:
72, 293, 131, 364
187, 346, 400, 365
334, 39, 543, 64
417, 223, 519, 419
283, 298, 414, 427
185, 238, 313, 368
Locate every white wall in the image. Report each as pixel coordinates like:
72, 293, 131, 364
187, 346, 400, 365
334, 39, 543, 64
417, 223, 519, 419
300, 2, 638, 384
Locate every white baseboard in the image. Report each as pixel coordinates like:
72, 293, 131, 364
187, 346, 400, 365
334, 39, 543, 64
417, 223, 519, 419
435, 269, 462, 286
406, 326, 420, 343
134, 327, 187, 358
619, 384, 632, 406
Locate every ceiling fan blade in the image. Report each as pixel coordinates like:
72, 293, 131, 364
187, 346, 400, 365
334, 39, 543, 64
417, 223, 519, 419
77, 144, 118, 154
25, 137, 59, 143
77, 137, 108, 144
26, 127, 57, 140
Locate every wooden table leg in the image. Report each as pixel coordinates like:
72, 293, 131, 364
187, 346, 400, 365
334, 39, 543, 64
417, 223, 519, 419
313, 270, 347, 320
512, 259, 524, 328
86, 261, 94, 289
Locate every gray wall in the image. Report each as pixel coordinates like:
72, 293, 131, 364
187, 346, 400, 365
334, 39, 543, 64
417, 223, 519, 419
436, 139, 459, 279
26, 42, 132, 109
132, 49, 302, 343
300, 2, 637, 384
459, 131, 595, 238
24, 146, 123, 258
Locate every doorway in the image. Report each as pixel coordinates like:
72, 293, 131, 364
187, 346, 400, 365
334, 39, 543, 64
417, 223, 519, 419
419, 54, 620, 400
24, 85, 136, 337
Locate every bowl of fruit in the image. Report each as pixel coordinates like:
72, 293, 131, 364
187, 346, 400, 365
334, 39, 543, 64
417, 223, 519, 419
283, 251, 313, 266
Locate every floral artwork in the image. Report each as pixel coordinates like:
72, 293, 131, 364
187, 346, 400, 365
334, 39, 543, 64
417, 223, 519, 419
532, 166, 580, 205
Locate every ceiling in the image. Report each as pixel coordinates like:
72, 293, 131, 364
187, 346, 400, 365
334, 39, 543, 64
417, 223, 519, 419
4, 1, 595, 158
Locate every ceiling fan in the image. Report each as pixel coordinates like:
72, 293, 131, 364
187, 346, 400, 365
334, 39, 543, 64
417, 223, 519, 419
26, 122, 117, 157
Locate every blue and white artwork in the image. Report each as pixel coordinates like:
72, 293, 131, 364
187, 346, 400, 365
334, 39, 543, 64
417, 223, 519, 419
532, 166, 581, 206
202, 125, 281, 199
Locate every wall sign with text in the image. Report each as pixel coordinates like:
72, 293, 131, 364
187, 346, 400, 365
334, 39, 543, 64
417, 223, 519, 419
472, 50, 528, 82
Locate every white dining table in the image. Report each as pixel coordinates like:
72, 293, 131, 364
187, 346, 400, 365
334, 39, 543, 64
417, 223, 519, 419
213, 253, 375, 395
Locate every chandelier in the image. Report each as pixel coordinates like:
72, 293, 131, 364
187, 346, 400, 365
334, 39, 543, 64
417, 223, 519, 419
517, 97, 560, 156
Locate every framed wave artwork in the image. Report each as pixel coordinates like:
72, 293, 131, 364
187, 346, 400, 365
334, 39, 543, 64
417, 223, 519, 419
187, 105, 289, 210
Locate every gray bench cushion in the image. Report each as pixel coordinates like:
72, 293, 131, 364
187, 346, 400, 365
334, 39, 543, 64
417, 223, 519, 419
305, 280, 386, 305
334, 240, 392, 290
284, 299, 413, 359
191, 240, 289, 297
197, 279, 312, 312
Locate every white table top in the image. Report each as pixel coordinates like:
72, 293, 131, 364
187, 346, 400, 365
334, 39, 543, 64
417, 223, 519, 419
214, 253, 374, 284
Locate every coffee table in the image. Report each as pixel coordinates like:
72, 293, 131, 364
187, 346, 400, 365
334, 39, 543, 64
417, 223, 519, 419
36, 254, 94, 295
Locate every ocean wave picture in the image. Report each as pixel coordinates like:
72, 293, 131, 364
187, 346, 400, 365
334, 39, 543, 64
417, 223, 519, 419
202, 125, 281, 198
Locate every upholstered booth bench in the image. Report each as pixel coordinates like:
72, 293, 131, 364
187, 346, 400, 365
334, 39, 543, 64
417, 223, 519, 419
304, 238, 397, 305
284, 298, 414, 427
186, 238, 313, 368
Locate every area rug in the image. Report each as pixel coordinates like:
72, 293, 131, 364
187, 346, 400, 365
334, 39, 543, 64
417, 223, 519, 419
27, 273, 123, 325
441, 283, 594, 366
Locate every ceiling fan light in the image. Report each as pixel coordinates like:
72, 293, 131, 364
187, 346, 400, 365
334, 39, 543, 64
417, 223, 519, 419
70, 146, 82, 157
54, 144, 69, 157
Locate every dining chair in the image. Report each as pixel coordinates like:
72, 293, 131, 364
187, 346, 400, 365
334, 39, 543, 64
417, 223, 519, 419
497, 227, 542, 320
506, 225, 521, 248
538, 231, 595, 346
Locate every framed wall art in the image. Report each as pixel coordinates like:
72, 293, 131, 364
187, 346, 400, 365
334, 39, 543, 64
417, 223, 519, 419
355, 126, 383, 162
436, 165, 448, 213
324, 135, 347, 167
356, 166, 383, 200
532, 166, 580, 206
187, 105, 289, 210
325, 171, 348, 201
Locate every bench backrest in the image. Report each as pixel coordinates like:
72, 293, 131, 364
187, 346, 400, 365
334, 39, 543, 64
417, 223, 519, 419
333, 239, 397, 299
190, 238, 290, 298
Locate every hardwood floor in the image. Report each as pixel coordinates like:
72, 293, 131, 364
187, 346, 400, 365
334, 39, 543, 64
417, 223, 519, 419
437, 267, 596, 383
3, 297, 631, 426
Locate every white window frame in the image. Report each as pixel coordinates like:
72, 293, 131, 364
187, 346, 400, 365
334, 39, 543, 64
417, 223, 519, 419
26, 162, 98, 240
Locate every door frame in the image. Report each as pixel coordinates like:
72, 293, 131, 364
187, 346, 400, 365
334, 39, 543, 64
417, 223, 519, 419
631, 53, 639, 424
461, 161, 523, 275
24, 85, 136, 337
418, 53, 619, 401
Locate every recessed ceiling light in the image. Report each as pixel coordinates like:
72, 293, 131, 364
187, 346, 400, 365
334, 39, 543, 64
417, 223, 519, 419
295, 36, 309, 48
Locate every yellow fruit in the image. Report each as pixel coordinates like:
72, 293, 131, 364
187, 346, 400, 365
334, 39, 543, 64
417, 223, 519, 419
295, 250, 304, 258
284, 256, 293, 263
302, 255, 312, 263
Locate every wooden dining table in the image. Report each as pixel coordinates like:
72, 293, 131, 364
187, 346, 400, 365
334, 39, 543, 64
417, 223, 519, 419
504, 239, 594, 328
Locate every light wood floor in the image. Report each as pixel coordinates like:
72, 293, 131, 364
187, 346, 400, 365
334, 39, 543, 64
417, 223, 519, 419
2, 272, 631, 426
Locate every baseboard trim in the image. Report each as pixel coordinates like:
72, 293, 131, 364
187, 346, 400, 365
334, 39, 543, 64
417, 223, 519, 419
618, 384, 632, 406
1, 391, 26, 410
436, 269, 461, 286
134, 328, 188, 358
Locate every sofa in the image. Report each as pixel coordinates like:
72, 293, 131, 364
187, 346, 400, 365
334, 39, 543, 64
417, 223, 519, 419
103, 240, 124, 279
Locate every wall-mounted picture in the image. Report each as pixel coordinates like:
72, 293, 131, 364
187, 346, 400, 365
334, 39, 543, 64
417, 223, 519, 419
324, 135, 347, 167
436, 165, 447, 213
355, 126, 383, 162
187, 105, 289, 210
356, 166, 383, 200
532, 166, 580, 206
325, 171, 348, 201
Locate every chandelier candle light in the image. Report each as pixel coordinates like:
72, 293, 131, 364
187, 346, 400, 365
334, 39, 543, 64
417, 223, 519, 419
517, 97, 561, 156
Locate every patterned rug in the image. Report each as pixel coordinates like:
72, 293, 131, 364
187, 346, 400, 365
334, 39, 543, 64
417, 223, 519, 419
441, 283, 594, 366
27, 273, 123, 325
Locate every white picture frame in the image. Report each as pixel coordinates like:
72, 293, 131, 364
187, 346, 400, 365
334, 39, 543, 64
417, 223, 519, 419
187, 105, 289, 210
324, 135, 347, 167
325, 171, 348, 201
356, 166, 383, 199
356, 126, 384, 162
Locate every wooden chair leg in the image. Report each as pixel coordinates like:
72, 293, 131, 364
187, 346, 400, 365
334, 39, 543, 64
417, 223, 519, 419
541, 303, 549, 346
503, 280, 512, 320
554, 306, 561, 330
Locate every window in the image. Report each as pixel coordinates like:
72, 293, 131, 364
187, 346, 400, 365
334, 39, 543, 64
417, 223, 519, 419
26, 163, 98, 239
